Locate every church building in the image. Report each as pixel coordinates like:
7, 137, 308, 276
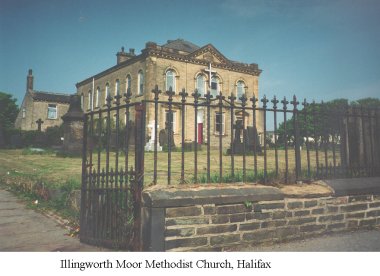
76, 39, 263, 147
15, 70, 72, 131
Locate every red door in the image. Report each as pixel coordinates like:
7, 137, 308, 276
198, 123, 203, 144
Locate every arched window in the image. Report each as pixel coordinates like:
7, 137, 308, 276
105, 83, 110, 104
236, 81, 245, 101
165, 69, 176, 92
88, 90, 93, 110
95, 87, 100, 108
115, 79, 120, 96
210, 76, 219, 98
126, 75, 131, 94
138, 70, 144, 96
81, 93, 84, 109
196, 74, 206, 96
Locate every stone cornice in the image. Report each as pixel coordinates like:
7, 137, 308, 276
76, 43, 261, 88
146, 47, 262, 76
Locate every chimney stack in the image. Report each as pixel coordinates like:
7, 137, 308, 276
27, 69, 33, 91
116, 46, 136, 64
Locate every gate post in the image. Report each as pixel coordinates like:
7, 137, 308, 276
292, 96, 301, 181
133, 101, 146, 250
80, 113, 88, 243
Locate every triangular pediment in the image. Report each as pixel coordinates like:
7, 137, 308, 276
188, 44, 229, 64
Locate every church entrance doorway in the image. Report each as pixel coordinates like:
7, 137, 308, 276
197, 109, 204, 144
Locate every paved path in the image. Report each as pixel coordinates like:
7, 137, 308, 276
2, 187, 380, 252
242, 228, 380, 251
0, 188, 106, 251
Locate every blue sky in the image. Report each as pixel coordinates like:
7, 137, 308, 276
1, 0, 380, 106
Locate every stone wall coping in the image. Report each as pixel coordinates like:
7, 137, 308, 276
142, 184, 284, 208
323, 177, 380, 196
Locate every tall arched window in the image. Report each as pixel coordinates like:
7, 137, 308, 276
95, 87, 100, 108
115, 79, 120, 96
210, 76, 219, 98
138, 70, 144, 96
126, 75, 131, 94
165, 69, 176, 92
236, 81, 245, 101
105, 83, 110, 104
81, 93, 84, 109
88, 90, 93, 111
196, 74, 206, 96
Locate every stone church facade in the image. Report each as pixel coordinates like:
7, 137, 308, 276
15, 70, 71, 131
76, 39, 263, 147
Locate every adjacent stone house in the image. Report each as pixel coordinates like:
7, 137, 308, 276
14, 70, 71, 131
76, 39, 263, 147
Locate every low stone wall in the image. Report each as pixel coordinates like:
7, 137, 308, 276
142, 179, 380, 252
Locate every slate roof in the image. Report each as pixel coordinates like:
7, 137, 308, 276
31, 91, 71, 104
161, 39, 200, 53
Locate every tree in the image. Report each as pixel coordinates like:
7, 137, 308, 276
0, 92, 19, 147
351, 97, 380, 108
275, 97, 380, 145
0, 92, 19, 130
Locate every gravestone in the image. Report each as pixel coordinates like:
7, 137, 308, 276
34, 118, 47, 146
246, 126, 262, 154
36, 118, 44, 131
227, 120, 244, 154
145, 120, 162, 151
227, 120, 262, 155
159, 121, 175, 149
61, 95, 84, 155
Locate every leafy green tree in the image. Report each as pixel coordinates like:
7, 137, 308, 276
275, 97, 379, 145
351, 97, 380, 108
0, 92, 19, 130
0, 92, 19, 147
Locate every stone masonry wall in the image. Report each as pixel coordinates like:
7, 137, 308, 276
164, 195, 380, 251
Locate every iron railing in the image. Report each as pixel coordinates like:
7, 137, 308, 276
83, 86, 379, 188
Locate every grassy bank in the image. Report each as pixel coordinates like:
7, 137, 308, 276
0, 149, 82, 224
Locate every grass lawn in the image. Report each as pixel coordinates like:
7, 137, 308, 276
0, 147, 341, 187
0, 148, 339, 225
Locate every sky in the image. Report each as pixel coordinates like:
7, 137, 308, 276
1, 0, 380, 107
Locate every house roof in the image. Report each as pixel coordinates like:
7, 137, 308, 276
161, 39, 200, 53
31, 91, 71, 104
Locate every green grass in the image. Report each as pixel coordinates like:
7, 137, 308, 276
0, 147, 342, 223
0, 149, 82, 223
0, 147, 341, 187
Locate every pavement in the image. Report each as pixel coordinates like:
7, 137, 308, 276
0, 187, 107, 251
1, 186, 380, 252
242, 228, 380, 251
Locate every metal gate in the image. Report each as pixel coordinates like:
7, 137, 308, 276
80, 94, 145, 250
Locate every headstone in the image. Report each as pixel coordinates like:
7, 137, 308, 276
61, 95, 84, 154
227, 120, 262, 155
36, 118, 44, 131
34, 118, 46, 146
159, 121, 175, 149
227, 120, 244, 154
246, 126, 262, 154
145, 120, 162, 151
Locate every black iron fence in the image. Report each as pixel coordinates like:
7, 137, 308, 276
80, 93, 145, 250
81, 86, 379, 249
82, 87, 380, 187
